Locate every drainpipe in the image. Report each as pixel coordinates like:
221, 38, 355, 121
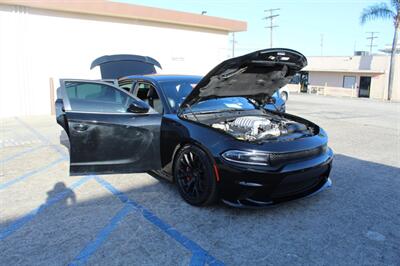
49, 77, 55, 115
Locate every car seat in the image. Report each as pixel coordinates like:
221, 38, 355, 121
147, 87, 163, 113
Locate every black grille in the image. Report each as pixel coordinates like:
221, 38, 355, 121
269, 145, 327, 166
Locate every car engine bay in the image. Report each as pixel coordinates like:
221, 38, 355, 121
207, 115, 315, 142
178, 109, 312, 142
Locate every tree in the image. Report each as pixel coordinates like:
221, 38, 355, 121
361, 0, 399, 100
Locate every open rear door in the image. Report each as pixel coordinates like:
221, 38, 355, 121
90, 54, 162, 79
56, 79, 162, 175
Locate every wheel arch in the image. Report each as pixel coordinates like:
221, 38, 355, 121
281, 90, 289, 100
170, 140, 218, 183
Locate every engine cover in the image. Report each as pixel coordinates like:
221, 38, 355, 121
231, 116, 271, 135
210, 115, 312, 142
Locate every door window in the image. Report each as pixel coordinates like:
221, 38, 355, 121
134, 83, 164, 114
65, 81, 133, 113
118, 79, 135, 93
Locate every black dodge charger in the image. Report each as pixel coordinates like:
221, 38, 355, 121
55, 48, 333, 207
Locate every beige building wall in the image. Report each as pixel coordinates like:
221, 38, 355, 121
305, 55, 399, 101
307, 71, 384, 98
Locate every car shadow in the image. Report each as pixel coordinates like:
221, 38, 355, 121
1, 154, 399, 265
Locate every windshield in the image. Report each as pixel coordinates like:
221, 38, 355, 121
158, 78, 200, 113
159, 78, 279, 113
189, 97, 257, 113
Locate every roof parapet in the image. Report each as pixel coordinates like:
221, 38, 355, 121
0, 0, 247, 32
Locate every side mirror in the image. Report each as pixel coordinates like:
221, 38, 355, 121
127, 101, 149, 113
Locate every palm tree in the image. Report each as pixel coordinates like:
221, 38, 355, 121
361, 0, 399, 100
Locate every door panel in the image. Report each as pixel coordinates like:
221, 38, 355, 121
67, 112, 161, 175
57, 79, 162, 175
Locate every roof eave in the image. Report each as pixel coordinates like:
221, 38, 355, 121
0, 0, 247, 32
305, 68, 385, 74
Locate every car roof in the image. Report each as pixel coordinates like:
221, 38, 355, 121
120, 74, 202, 83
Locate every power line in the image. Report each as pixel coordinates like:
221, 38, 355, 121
263, 8, 280, 48
320, 34, 324, 56
366, 32, 378, 54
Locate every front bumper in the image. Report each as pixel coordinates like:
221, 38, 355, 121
218, 148, 334, 208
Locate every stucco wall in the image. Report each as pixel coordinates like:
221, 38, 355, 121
308, 72, 347, 88
0, 5, 230, 117
306, 55, 399, 101
308, 72, 386, 99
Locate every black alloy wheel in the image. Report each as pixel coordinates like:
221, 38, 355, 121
174, 145, 218, 206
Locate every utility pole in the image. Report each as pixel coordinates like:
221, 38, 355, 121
230, 32, 237, 57
320, 34, 324, 56
366, 32, 378, 54
353, 40, 357, 54
263, 8, 280, 48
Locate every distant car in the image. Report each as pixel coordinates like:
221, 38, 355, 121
265, 91, 286, 112
55, 48, 333, 207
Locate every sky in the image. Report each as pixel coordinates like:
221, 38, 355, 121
116, 0, 395, 57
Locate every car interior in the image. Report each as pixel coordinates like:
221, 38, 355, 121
134, 83, 163, 114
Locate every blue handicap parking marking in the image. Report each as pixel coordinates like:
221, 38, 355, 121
2, 119, 224, 266
0, 145, 46, 164
0, 175, 92, 241
90, 176, 224, 266
69, 204, 133, 266
189, 251, 208, 266
0, 156, 67, 190
14, 117, 66, 157
0, 117, 68, 190
0, 118, 52, 163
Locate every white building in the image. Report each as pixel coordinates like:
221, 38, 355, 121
285, 54, 400, 101
0, 0, 246, 117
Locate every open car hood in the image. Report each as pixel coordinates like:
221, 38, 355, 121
90, 54, 162, 79
180, 48, 307, 109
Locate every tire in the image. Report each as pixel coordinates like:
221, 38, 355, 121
173, 145, 219, 206
280, 91, 288, 102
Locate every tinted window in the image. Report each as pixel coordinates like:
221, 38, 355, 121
65, 82, 132, 113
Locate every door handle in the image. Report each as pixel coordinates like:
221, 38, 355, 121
73, 124, 88, 132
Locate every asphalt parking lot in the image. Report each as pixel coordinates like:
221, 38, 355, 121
1, 94, 399, 266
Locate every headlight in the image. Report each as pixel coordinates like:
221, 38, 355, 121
222, 150, 270, 166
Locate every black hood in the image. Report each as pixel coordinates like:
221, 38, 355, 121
180, 48, 307, 108
91, 54, 162, 79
